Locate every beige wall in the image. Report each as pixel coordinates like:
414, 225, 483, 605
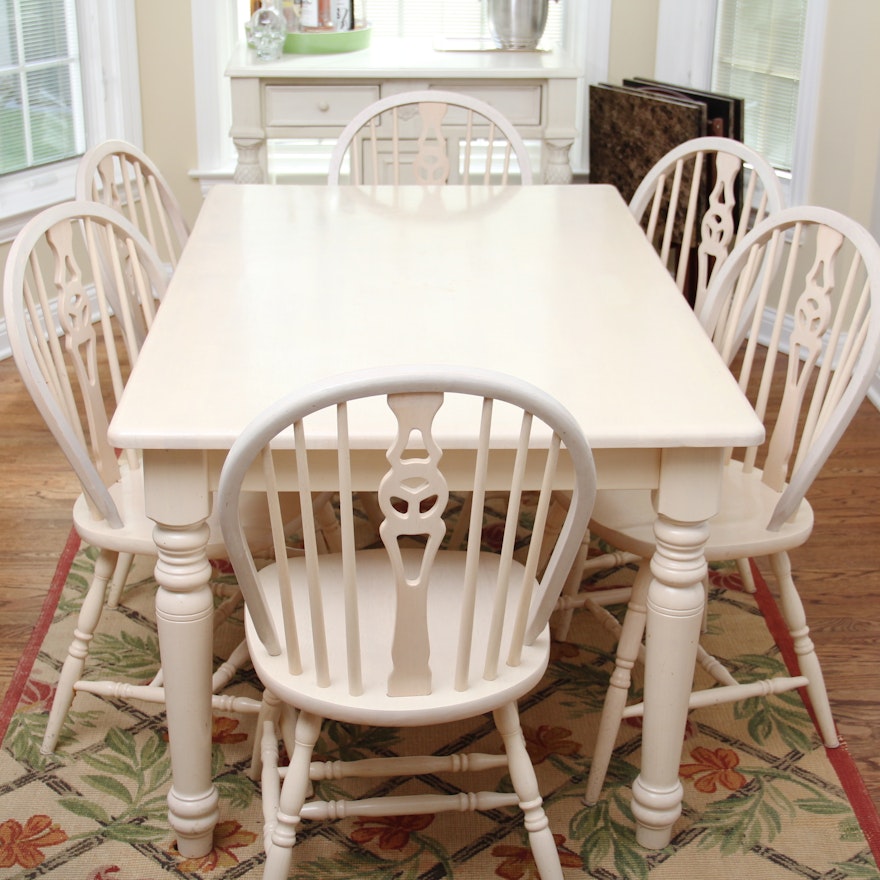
607, 0, 658, 86
808, 0, 880, 224
134, 0, 204, 227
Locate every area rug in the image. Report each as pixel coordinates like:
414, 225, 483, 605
1, 520, 879, 879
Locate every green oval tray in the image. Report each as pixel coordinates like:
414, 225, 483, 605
284, 25, 372, 54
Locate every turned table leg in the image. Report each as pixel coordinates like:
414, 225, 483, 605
143, 450, 219, 858
630, 447, 722, 849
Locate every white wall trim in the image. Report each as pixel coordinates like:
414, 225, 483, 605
756, 306, 880, 411
0, 283, 102, 362
654, 0, 822, 208
788, 0, 827, 206
570, 0, 611, 174
0, 0, 141, 242
190, 0, 242, 191
655, 0, 717, 87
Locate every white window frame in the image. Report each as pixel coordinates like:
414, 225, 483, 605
655, 0, 827, 206
0, 0, 141, 241
189, 0, 611, 186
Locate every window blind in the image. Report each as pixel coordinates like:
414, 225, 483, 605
0, 0, 85, 176
246, 1, 564, 45
712, 0, 807, 172
366, 0, 562, 44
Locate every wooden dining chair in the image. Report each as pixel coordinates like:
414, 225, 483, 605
573, 205, 880, 805
629, 135, 785, 312
327, 89, 534, 186
76, 139, 190, 276
2, 201, 322, 754
551, 137, 788, 631
217, 365, 597, 880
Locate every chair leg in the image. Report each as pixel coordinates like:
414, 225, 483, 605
769, 552, 839, 747
105, 552, 134, 608
314, 494, 343, 553
446, 492, 473, 551
251, 690, 282, 780
41, 549, 118, 754
264, 710, 322, 880
494, 701, 563, 880
537, 492, 570, 575
552, 529, 591, 641
736, 557, 756, 593
584, 562, 652, 805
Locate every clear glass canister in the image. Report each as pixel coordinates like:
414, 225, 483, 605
248, 0, 286, 60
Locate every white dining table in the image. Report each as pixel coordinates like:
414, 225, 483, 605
108, 183, 763, 857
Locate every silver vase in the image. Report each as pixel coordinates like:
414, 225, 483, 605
487, 0, 549, 50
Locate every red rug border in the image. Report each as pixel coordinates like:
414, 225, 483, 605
1, 543, 877, 867
0, 527, 81, 741
747, 558, 880, 865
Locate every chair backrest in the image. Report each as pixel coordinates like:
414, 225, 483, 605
630, 136, 785, 312
76, 139, 190, 272
697, 205, 880, 530
3, 200, 169, 528
328, 90, 534, 186
218, 365, 596, 697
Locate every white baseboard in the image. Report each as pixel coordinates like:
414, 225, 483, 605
756, 307, 880, 410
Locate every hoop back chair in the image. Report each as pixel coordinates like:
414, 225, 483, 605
76, 139, 190, 275
577, 205, 880, 805
2, 201, 271, 754
217, 366, 597, 880
629, 136, 785, 311
327, 89, 534, 186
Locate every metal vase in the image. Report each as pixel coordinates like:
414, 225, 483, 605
487, 0, 549, 50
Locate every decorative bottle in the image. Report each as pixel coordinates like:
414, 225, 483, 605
301, 0, 334, 31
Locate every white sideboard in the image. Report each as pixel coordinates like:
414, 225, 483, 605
225, 37, 580, 184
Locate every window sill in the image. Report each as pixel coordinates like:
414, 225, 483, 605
0, 161, 78, 243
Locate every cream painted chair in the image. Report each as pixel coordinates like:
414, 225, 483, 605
76, 139, 190, 275
577, 206, 880, 805
328, 89, 534, 186
217, 365, 597, 880
550, 138, 788, 621
2, 202, 328, 753
630, 135, 785, 313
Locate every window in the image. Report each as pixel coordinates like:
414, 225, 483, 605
0, 0, 85, 176
363, 1, 563, 45
241, 1, 563, 45
0, 0, 140, 237
711, 0, 807, 172
193, 1, 609, 186
655, 0, 825, 205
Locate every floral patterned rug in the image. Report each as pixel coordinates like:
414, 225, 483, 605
1, 519, 879, 879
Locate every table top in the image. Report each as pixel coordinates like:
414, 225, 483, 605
226, 36, 580, 79
109, 184, 763, 453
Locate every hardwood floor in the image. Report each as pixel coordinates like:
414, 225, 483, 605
1, 352, 878, 811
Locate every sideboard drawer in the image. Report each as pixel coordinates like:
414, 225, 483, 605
432, 85, 543, 126
264, 85, 380, 126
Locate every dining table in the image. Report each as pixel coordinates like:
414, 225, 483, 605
108, 182, 764, 857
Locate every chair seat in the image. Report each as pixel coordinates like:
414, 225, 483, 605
247, 548, 551, 728
590, 458, 815, 561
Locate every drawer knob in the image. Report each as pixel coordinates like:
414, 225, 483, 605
318, 101, 330, 112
